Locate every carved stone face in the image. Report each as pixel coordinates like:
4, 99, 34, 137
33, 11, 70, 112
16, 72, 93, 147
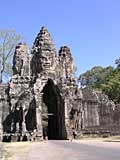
13, 43, 29, 76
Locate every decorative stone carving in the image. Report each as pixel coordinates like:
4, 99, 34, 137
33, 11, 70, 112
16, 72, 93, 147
58, 46, 74, 78
13, 43, 30, 76
31, 26, 57, 76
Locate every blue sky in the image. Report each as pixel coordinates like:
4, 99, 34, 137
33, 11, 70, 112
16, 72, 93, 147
0, 0, 120, 75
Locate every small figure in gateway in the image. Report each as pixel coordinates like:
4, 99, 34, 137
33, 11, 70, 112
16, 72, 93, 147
43, 127, 48, 142
71, 128, 77, 141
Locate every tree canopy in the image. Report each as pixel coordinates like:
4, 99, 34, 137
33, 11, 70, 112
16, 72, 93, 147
101, 68, 120, 103
78, 66, 114, 88
0, 29, 23, 83
78, 62, 120, 103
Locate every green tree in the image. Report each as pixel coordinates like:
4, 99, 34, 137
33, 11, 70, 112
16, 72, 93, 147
0, 30, 23, 83
78, 66, 114, 89
79, 64, 120, 103
78, 66, 103, 87
101, 68, 120, 103
115, 57, 120, 68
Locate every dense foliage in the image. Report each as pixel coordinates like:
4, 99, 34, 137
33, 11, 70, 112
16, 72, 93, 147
79, 61, 120, 103
101, 68, 120, 103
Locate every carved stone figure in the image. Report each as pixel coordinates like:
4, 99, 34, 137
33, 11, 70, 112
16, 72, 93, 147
13, 43, 30, 76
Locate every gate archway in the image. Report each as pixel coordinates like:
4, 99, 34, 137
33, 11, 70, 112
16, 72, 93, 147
41, 79, 67, 140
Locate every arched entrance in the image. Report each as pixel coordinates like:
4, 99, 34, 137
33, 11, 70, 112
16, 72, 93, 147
41, 79, 67, 140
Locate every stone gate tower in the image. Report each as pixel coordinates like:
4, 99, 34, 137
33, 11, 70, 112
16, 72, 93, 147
0, 27, 80, 141
0, 26, 120, 142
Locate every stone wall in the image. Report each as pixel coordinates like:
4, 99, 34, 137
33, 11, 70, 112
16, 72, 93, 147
0, 85, 9, 139
81, 88, 120, 136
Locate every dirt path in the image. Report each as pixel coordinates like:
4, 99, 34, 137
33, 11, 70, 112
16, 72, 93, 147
16, 141, 78, 160
16, 140, 120, 160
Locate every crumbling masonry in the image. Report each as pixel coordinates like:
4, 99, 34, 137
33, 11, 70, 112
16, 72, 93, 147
0, 26, 120, 142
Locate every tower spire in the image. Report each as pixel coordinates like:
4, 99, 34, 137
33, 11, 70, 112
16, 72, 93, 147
31, 26, 57, 76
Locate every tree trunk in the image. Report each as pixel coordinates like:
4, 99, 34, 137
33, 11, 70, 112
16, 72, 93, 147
0, 71, 3, 83
0, 66, 4, 84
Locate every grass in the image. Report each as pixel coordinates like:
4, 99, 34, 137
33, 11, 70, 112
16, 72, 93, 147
1, 142, 32, 160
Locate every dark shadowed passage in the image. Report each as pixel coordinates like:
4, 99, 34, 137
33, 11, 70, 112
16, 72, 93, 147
42, 79, 67, 140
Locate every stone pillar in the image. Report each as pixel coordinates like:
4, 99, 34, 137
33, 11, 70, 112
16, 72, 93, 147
22, 110, 27, 133
36, 107, 42, 135
64, 98, 69, 124
36, 93, 43, 139
64, 98, 70, 139
94, 103, 100, 126
83, 102, 88, 128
